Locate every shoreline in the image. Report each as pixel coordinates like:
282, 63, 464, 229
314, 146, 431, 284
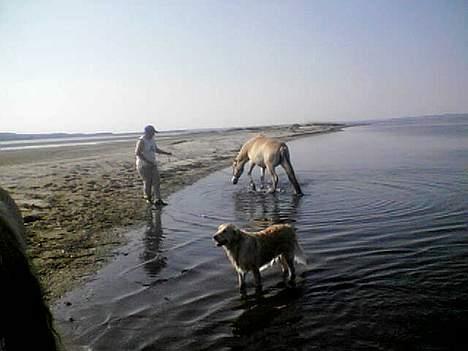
0, 123, 345, 302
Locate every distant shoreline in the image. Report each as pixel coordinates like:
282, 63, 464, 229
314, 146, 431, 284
2, 113, 465, 143
0, 124, 343, 150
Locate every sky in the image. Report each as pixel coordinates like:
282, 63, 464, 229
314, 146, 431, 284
1, 0, 467, 133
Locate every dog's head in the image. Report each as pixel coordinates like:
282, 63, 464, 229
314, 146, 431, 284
213, 223, 241, 247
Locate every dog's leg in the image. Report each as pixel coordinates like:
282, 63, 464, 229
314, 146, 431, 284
238, 271, 247, 293
279, 255, 289, 281
252, 268, 262, 293
286, 256, 296, 286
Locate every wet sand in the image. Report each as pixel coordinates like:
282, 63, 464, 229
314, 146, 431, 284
0, 123, 343, 301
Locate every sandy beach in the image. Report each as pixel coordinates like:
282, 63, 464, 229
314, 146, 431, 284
0, 123, 343, 302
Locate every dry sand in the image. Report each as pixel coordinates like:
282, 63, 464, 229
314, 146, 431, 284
0, 123, 343, 301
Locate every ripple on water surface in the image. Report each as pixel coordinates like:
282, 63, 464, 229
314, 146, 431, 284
55, 119, 468, 350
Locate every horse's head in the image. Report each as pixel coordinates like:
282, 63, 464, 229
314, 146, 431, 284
231, 158, 244, 184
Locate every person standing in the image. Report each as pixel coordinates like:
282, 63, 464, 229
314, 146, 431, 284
135, 125, 172, 206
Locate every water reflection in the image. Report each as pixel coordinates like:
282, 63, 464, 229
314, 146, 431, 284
229, 190, 306, 346
218, 285, 306, 350
141, 207, 167, 277
233, 191, 301, 229
53, 118, 468, 350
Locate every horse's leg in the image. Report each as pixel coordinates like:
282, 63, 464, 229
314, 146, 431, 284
281, 160, 303, 195
247, 162, 256, 191
267, 165, 279, 193
260, 167, 266, 189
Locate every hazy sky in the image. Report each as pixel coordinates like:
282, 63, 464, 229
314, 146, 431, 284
1, 0, 467, 133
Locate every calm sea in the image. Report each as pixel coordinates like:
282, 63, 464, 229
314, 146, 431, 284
55, 116, 468, 350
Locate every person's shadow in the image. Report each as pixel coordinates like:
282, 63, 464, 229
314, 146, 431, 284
141, 207, 167, 278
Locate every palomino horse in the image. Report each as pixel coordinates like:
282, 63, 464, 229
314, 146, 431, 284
231, 135, 303, 195
0, 187, 59, 350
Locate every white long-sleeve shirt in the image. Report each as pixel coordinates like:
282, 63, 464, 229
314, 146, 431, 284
135, 135, 157, 168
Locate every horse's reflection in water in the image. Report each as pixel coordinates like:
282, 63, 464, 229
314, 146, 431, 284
228, 190, 306, 346
141, 207, 167, 278
233, 191, 301, 229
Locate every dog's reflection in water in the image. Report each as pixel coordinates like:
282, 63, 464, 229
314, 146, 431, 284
233, 285, 304, 332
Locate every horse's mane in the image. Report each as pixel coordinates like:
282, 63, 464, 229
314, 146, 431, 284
0, 187, 60, 350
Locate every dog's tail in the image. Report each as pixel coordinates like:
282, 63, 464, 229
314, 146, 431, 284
259, 240, 308, 271
294, 240, 308, 266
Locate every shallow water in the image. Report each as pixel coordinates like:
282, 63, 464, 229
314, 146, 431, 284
55, 116, 468, 350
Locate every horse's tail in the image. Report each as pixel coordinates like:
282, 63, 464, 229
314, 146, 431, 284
279, 144, 303, 195
280, 143, 294, 164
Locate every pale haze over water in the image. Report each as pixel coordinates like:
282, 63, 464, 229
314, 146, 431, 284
1, 0, 467, 133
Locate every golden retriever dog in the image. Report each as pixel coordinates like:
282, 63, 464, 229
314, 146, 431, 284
213, 223, 306, 294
